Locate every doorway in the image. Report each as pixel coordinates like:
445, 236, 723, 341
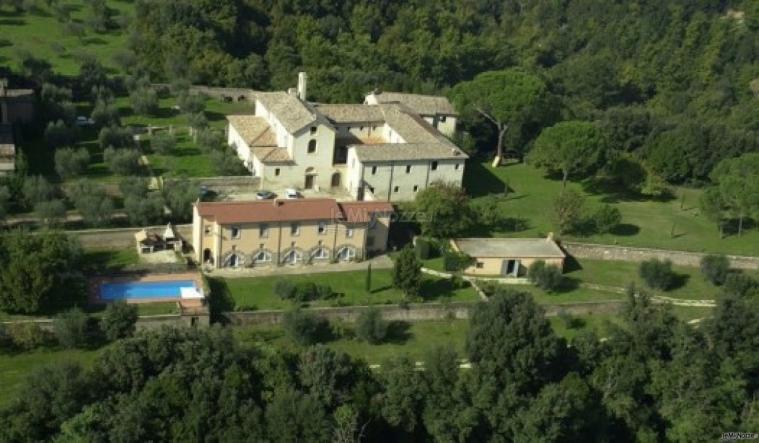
203, 248, 213, 264
331, 172, 341, 188
305, 174, 315, 189
501, 259, 519, 277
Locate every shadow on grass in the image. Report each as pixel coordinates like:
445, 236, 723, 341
205, 277, 235, 324
552, 276, 581, 294
611, 223, 640, 236
0, 18, 24, 25
563, 256, 583, 273
385, 320, 412, 344
668, 273, 689, 291
463, 161, 507, 197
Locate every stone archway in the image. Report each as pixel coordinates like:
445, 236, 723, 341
304, 167, 317, 189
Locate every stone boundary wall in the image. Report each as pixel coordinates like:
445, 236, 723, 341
562, 241, 759, 270
70, 224, 192, 249
0, 314, 189, 331
150, 84, 258, 103
225, 300, 625, 326
164, 175, 260, 189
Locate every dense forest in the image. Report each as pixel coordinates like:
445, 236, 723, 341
127, 0, 759, 183
2, 285, 759, 442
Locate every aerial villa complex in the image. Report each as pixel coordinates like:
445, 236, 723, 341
193, 198, 394, 268
226, 72, 467, 201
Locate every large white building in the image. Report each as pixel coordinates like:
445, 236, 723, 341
226, 73, 467, 201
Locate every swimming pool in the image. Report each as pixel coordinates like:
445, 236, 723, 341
100, 280, 197, 301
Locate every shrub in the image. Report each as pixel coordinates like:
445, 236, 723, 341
54, 147, 90, 179
639, 258, 675, 291
91, 100, 120, 127
104, 147, 142, 175
592, 204, 622, 234
68, 180, 114, 227
700, 254, 730, 286
723, 273, 759, 298
528, 260, 564, 292
443, 250, 474, 273
53, 308, 93, 349
23, 175, 55, 206
130, 87, 159, 115
151, 132, 176, 155
415, 237, 432, 260
101, 301, 138, 341
554, 190, 586, 234
6, 322, 50, 350
274, 280, 296, 300
98, 126, 132, 149
355, 308, 388, 344
282, 309, 330, 346
34, 199, 67, 227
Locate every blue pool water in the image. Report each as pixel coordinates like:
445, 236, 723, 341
100, 280, 196, 301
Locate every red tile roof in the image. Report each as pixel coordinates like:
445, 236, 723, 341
196, 199, 394, 224
339, 201, 395, 223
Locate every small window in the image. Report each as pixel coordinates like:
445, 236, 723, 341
393, 186, 399, 193
455, 163, 461, 170
204, 225, 211, 235
310, 126, 317, 135
254, 250, 272, 262
307, 139, 317, 153
318, 222, 327, 235
360, 126, 364, 131
275, 168, 281, 176
291, 223, 300, 236
413, 185, 419, 192
231, 227, 241, 239
369, 186, 375, 193
476, 262, 484, 269
440, 115, 447, 122
405, 165, 412, 173
312, 247, 329, 259
259, 224, 269, 238
346, 227, 354, 238
431, 161, 438, 171
371, 166, 378, 175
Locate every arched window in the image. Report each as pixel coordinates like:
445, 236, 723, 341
312, 247, 329, 260
283, 249, 301, 265
226, 253, 243, 268
337, 246, 356, 262
307, 139, 317, 153
253, 250, 271, 263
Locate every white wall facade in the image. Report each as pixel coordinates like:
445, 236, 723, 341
346, 152, 466, 202
228, 124, 254, 172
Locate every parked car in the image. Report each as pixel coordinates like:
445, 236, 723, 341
284, 188, 300, 199
75, 116, 94, 126
256, 190, 276, 200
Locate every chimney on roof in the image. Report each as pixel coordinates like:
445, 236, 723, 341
546, 232, 555, 242
297, 72, 307, 101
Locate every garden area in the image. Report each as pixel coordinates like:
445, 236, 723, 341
463, 162, 759, 256
207, 268, 480, 312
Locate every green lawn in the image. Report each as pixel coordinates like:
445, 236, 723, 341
465, 162, 759, 256
147, 134, 215, 178
0, 1, 132, 76
209, 269, 480, 311
136, 302, 180, 316
81, 248, 140, 272
0, 348, 100, 407
567, 258, 722, 300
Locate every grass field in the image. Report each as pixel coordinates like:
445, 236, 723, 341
0, 1, 132, 75
209, 269, 480, 311
0, 348, 99, 407
464, 162, 759, 256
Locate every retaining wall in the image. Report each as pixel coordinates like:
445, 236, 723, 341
71, 224, 192, 249
224, 300, 625, 326
563, 241, 759, 270
150, 84, 259, 102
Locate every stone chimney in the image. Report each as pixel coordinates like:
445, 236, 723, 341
297, 72, 307, 101
546, 232, 555, 242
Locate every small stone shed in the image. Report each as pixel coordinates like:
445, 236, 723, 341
451, 236, 566, 277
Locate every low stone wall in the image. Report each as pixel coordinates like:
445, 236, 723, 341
225, 300, 625, 326
562, 241, 759, 270
0, 313, 197, 331
71, 224, 192, 249
150, 84, 258, 102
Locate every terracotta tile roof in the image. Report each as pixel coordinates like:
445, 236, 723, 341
196, 199, 395, 225
227, 115, 277, 147
339, 201, 395, 223
315, 104, 385, 123
252, 146, 293, 164
196, 199, 343, 224
256, 92, 333, 134
371, 92, 457, 116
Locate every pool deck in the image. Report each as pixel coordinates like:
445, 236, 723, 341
90, 272, 205, 306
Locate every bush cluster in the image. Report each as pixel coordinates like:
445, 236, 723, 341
274, 280, 333, 302
355, 307, 388, 344
700, 254, 730, 286
282, 309, 331, 346
527, 260, 564, 292
639, 258, 675, 291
